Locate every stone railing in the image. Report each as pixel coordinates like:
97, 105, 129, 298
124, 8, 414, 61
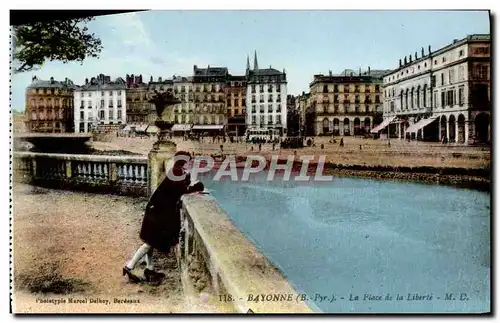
12, 152, 148, 197
178, 194, 315, 313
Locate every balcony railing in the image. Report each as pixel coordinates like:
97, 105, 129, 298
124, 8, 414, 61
13, 152, 148, 197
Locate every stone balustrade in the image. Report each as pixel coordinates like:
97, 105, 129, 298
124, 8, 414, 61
12, 152, 148, 197
178, 194, 316, 313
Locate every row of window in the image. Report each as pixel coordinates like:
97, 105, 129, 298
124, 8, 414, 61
32, 88, 72, 95
29, 99, 73, 108
434, 87, 466, 108
248, 104, 283, 113
321, 85, 380, 93
250, 115, 283, 125
319, 95, 380, 104
316, 106, 375, 114
227, 99, 247, 107
78, 91, 123, 97
388, 86, 466, 112
250, 84, 282, 93
250, 94, 282, 103
79, 100, 123, 108
29, 110, 66, 121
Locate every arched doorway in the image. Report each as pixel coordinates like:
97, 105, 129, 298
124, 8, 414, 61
457, 114, 465, 144
333, 118, 340, 136
474, 113, 490, 143
448, 115, 456, 143
343, 118, 350, 136
353, 118, 361, 135
364, 117, 371, 133
322, 118, 329, 135
440, 115, 447, 141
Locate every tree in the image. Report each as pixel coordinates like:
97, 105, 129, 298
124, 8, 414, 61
12, 17, 103, 73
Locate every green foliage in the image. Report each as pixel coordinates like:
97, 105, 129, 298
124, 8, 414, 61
12, 17, 103, 73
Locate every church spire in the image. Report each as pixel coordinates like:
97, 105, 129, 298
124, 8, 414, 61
253, 50, 259, 70
246, 54, 250, 71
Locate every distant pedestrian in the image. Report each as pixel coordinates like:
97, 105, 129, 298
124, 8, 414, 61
258, 143, 262, 152
340, 138, 344, 147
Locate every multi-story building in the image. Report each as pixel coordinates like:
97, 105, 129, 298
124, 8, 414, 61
310, 67, 386, 136
295, 92, 311, 136
74, 74, 126, 133
125, 74, 154, 125
191, 65, 228, 134
245, 51, 287, 135
225, 75, 247, 135
171, 75, 194, 133
25, 76, 75, 133
379, 34, 491, 144
286, 94, 301, 136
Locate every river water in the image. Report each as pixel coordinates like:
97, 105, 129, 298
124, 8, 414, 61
201, 174, 490, 313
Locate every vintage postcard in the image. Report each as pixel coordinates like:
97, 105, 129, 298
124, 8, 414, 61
9, 9, 491, 314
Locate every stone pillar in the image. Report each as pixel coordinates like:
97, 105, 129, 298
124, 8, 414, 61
446, 120, 450, 142
397, 123, 401, 139
455, 121, 459, 144
65, 160, 72, 178
464, 120, 470, 145
438, 119, 441, 141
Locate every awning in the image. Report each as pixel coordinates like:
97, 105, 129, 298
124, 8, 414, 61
192, 125, 224, 130
128, 123, 148, 132
370, 116, 396, 133
172, 124, 193, 132
146, 125, 159, 133
405, 116, 438, 133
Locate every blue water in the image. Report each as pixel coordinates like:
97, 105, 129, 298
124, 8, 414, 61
201, 174, 490, 313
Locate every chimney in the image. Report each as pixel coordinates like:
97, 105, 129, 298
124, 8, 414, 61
409, 54, 412, 62
421, 47, 424, 57
350, 72, 353, 77
85, 78, 89, 85
302, 91, 305, 95
158, 77, 162, 82
50, 77, 54, 84
329, 70, 332, 77
399, 59, 402, 67
428, 45, 431, 55
150, 76, 153, 83
359, 67, 361, 76
453, 39, 458, 44
139, 75, 143, 84
415, 51, 418, 60
404, 56, 407, 65
283, 68, 286, 74
368, 66, 371, 75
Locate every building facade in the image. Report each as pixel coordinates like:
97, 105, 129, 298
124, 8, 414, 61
245, 51, 287, 135
310, 68, 386, 136
25, 76, 75, 133
380, 34, 491, 144
226, 75, 247, 135
74, 74, 127, 133
125, 74, 154, 124
191, 65, 228, 133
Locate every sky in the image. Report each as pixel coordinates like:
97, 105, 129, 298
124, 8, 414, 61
10, 10, 490, 111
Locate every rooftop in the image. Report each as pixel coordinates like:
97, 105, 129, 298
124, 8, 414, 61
27, 77, 75, 89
